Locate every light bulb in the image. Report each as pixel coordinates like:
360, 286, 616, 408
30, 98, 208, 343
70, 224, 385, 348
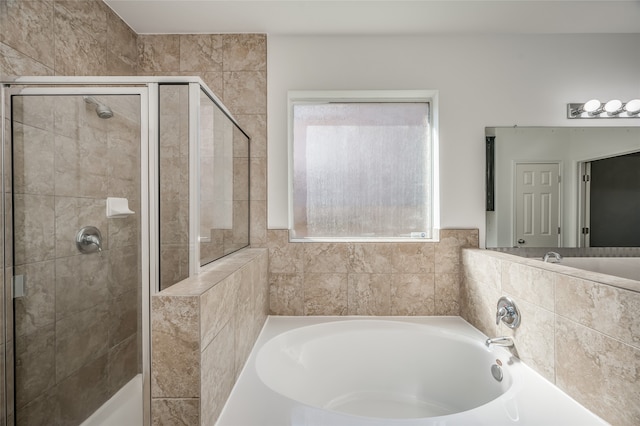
583, 99, 601, 113
604, 99, 623, 115
624, 99, 640, 115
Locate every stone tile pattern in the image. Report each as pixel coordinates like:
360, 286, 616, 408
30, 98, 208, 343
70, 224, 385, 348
0, 0, 138, 79
137, 34, 268, 277
11, 93, 141, 425
268, 229, 479, 316
2, 5, 266, 423
1, 2, 140, 425
159, 84, 251, 287
461, 249, 640, 426
158, 84, 190, 290
199, 104, 252, 264
151, 249, 268, 425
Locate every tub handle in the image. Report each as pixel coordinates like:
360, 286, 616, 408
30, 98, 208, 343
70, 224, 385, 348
495, 296, 520, 329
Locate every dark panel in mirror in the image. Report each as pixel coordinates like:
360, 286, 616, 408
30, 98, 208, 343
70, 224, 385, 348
589, 152, 640, 247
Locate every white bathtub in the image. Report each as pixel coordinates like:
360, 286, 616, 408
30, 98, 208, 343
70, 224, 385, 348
217, 317, 607, 426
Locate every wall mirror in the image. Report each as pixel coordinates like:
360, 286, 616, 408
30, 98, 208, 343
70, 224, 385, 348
485, 126, 640, 249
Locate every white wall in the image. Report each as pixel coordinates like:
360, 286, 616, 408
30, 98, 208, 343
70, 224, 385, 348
267, 34, 640, 246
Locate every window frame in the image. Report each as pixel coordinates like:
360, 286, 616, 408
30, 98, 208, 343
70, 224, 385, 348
287, 90, 440, 243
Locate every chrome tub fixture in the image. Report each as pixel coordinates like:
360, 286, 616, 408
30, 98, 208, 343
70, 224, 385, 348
542, 251, 562, 263
495, 296, 521, 329
485, 336, 514, 348
485, 296, 521, 348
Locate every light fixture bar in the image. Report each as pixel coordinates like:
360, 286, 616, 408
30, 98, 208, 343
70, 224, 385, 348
568, 100, 640, 119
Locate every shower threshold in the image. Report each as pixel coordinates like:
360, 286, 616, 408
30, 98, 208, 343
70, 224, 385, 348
80, 374, 142, 426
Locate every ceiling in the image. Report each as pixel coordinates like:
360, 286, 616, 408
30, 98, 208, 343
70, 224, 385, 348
104, 0, 640, 35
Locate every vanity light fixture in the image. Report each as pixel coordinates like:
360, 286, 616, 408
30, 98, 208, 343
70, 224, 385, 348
568, 99, 640, 119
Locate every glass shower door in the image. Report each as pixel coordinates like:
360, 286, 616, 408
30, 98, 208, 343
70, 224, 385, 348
9, 91, 144, 425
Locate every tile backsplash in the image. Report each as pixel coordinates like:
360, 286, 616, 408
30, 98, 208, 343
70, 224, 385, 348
268, 229, 479, 316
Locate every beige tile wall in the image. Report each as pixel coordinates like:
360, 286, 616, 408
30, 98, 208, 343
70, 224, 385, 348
1, 1, 140, 424
0, 0, 137, 79
151, 248, 268, 425
140, 33, 266, 291
137, 33, 268, 250
268, 229, 479, 316
2, 4, 268, 424
461, 248, 640, 426
11, 94, 141, 425
158, 84, 190, 290
13, 96, 140, 424
200, 93, 251, 265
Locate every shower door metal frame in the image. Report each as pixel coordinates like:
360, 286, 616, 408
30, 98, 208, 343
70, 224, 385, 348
0, 81, 155, 426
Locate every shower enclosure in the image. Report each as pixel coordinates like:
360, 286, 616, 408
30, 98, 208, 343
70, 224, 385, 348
0, 77, 250, 425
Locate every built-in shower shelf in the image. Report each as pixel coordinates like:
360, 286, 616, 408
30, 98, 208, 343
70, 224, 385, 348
106, 197, 135, 218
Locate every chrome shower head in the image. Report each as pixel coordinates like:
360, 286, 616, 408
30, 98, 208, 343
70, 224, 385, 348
95, 104, 114, 119
83, 96, 113, 119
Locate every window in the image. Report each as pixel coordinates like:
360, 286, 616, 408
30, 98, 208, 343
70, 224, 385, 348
289, 90, 438, 241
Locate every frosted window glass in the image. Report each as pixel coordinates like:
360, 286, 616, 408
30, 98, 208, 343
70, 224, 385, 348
292, 102, 432, 239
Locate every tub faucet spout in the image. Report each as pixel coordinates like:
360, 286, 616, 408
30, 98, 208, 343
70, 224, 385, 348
543, 251, 562, 263
485, 336, 514, 348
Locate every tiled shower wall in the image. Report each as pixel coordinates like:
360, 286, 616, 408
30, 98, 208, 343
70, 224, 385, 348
137, 34, 267, 290
0, 0, 137, 78
461, 249, 640, 426
1, 1, 140, 425
158, 84, 190, 290
12, 95, 141, 425
1, 2, 269, 424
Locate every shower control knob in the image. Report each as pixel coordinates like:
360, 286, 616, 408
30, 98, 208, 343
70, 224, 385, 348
76, 226, 103, 254
495, 296, 521, 329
